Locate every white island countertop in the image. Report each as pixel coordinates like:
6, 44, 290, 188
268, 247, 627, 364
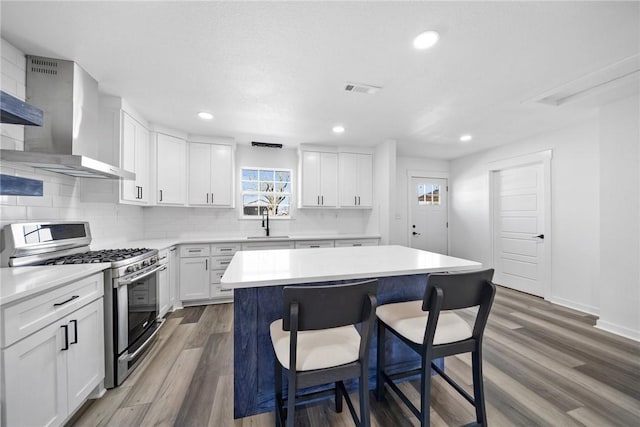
0, 264, 110, 306
221, 245, 482, 288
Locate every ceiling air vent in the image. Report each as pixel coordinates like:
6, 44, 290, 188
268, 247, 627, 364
252, 141, 282, 149
30, 56, 58, 76
527, 54, 639, 106
344, 82, 381, 95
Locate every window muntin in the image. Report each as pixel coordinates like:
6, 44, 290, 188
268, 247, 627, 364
417, 183, 440, 206
241, 168, 291, 217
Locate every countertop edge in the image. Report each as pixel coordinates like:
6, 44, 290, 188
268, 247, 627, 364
0, 264, 110, 307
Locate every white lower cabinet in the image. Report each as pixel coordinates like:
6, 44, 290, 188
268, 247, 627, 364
157, 247, 176, 318
179, 256, 210, 301
1, 274, 104, 427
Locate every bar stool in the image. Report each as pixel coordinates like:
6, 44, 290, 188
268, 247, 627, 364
375, 269, 496, 426
270, 279, 378, 427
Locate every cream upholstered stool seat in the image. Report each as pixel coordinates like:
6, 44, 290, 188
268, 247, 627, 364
376, 300, 472, 345
269, 322, 361, 371
271, 280, 378, 427
375, 269, 496, 427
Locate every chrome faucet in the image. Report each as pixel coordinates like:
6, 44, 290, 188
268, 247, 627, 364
261, 209, 270, 237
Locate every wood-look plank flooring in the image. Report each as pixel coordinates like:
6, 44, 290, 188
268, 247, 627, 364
70, 287, 640, 426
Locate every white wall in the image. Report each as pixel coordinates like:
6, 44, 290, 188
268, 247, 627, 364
143, 144, 373, 239
391, 156, 449, 246
0, 38, 145, 247
597, 94, 640, 340
450, 119, 601, 315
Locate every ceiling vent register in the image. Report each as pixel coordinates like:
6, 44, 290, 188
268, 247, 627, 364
344, 82, 381, 95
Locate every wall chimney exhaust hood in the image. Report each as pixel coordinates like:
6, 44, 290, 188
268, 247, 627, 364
0, 56, 135, 180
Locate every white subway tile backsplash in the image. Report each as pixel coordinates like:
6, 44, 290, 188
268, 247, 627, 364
2, 58, 25, 84
26, 206, 60, 220
1, 39, 20, 65
16, 195, 52, 207
1, 74, 18, 97
0, 196, 17, 206
0, 206, 27, 220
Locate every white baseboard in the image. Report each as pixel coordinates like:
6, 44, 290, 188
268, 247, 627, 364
595, 320, 640, 342
548, 296, 599, 316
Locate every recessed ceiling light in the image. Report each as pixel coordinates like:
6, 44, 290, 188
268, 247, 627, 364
459, 134, 473, 142
198, 111, 214, 120
332, 125, 345, 134
413, 31, 440, 50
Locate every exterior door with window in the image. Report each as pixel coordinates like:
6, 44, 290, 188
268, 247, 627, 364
493, 163, 546, 296
409, 177, 448, 254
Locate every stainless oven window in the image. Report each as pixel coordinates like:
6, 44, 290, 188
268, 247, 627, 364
127, 274, 158, 347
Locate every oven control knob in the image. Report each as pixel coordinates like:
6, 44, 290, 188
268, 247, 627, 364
126, 266, 134, 273
151, 256, 158, 265
142, 260, 149, 268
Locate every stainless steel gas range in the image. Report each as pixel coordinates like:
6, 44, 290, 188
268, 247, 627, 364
1, 221, 163, 388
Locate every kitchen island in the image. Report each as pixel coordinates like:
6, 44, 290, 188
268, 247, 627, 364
221, 245, 482, 418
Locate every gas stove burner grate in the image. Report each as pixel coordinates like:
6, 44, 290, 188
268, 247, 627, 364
41, 248, 153, 265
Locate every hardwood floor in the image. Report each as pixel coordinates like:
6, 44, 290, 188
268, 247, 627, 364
70, 287, 640, 426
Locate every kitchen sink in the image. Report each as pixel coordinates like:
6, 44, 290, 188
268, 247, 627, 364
246, 235, 290, 239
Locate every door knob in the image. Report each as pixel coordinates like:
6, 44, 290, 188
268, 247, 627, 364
535, 234, 544, 239
412, 231, 421, 236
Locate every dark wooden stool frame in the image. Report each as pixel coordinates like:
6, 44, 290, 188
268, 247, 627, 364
375, 269, 496, 427
273, 280, 378, 427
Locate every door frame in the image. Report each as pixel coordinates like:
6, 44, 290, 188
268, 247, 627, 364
407, 170, 450, 254
488, 150, 552, 299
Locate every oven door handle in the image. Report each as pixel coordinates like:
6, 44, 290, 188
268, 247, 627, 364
118, 265, 164, 287
126, 320, 163, 361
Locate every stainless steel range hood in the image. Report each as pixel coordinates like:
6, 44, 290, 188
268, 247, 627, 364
0, 56, 135, 180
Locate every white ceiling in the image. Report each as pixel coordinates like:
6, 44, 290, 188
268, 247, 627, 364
1, 1, 639, 159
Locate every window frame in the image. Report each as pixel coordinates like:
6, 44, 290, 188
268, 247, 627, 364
240, 167, 293, 219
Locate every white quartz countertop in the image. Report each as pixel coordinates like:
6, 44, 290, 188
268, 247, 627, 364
112, 234, 381, 251
221, 245, 482, 288
0, 264, 110, 306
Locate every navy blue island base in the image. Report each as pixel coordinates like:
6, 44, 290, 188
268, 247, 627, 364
233, 273, 442, 419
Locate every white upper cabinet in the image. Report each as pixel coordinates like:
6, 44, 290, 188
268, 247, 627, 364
121, 112, 150, 204
156, 133, 187, 205
188, 142, 234, 207
338, 152, 372, 208
300, 150, 338, 207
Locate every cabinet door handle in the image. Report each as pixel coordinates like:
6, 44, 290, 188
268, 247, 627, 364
354, 196, 357, 205
140, 186, 143, 200
61, 325, 69, 351
321, 195, 324, 205
210, 193, 214, 204
205, 259, 208, 270
160, 190, 163, 202
53, 295, 79, 307
358, 196, 361, 205
317, 195, 320, 205
70, 319, 78, 344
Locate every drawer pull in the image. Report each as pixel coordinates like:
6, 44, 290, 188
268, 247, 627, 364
70, 319, 78, 344
310, 245, 320, 248
61, 325, 69, 351
188, 249, 202, 253
220, 248, 233, 251
220, 261, 230, 265
220, 288, 233, 292
54, 295, 80, 307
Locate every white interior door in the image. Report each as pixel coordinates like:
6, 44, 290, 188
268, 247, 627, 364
493, 163, 546, 296
409, 177, 448, 254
